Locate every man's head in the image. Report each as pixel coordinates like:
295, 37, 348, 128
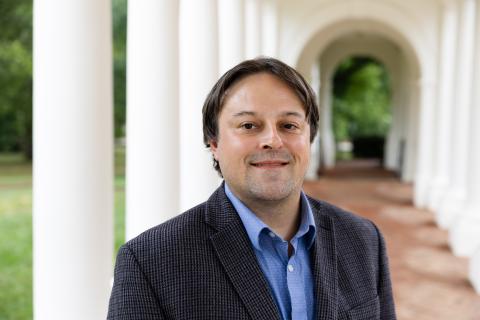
202, 57, 319, 202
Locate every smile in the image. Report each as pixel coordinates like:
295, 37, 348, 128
251, 161, 289, 168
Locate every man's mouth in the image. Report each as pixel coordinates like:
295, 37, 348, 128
251, 161, 289, 168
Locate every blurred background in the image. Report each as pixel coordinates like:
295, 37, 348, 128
1, 0, 480, 319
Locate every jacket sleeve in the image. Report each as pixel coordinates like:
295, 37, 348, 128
107, 244, 166, 320
374, 224, 397, 320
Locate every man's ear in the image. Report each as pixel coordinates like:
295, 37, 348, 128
209, 140, 219, 159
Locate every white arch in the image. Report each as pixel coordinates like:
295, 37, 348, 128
321, 36, 400, 86
279, 0, 432, 80
319, 34, 417, 181
277, 0, 437, 184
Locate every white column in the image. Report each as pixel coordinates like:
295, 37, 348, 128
413, 77, 436, 207
449, 0, 480, 257
471, 247, 480, 293
33, 0, 113, 319
126, 1, 180, 240
384, 84, 402, 172
403, 81, 419, 182
383, 62, 408, 173
320, 74, 336, 169
180, 0, 222, 211
387, 72, 409, 176
245, 0, 262, 58
261, 0, 278, 57
467, 1, 480, 291
306, 62, 321, 180
427, 0, 459, 211
437, 0, 476, 229
218, 0, 245, 74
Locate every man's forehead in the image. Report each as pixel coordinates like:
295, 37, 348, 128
221, 74, 306, 117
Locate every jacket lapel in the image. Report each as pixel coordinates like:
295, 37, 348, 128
308, 197, 339, 320
205, 185, 282, 320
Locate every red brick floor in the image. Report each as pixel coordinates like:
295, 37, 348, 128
303, 159, 480, 320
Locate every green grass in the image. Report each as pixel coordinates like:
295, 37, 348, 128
0, 149, 126, 319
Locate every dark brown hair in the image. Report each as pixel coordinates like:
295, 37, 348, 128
202, 57, 319, 175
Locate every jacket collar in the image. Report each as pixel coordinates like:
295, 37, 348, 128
205, 184, 338, 320
205, 183, 282, 320
307, 195, 339, 320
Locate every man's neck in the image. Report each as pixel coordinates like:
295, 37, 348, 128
238, 191, 302, 242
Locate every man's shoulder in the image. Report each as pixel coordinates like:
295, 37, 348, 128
122, 201, 210, 256
307, 195, 379, 239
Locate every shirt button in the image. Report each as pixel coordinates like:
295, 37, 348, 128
287, 264, 294, 272
268, 232, 275, 238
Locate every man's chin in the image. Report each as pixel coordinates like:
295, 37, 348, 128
246, 180, 297, 202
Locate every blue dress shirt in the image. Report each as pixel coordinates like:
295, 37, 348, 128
224, 184, 317, 320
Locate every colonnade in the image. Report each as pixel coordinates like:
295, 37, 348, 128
33, 0, 278, 319
416, 0, 480, 292
32, 0, 480, 319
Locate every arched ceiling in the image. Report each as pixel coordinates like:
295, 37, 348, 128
294, 19, 421, 82
278, 0, 436, 83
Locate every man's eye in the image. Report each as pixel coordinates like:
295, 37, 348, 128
284, 123, 298, 130
241, 123, 256, 129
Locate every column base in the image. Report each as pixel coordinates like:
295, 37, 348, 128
470, 247, 480, 294
449, 206, 480, 257
436, 187, 466, 229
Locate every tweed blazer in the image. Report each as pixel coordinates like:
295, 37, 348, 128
107, 184, 396, 320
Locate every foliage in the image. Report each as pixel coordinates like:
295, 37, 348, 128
332, 57, 391, 141
0, 0, 33, 157
113, 0, 127, 138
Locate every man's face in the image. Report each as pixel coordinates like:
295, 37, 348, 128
210, 72, 311, 203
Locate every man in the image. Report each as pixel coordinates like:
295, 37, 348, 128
107, 58, 396, 319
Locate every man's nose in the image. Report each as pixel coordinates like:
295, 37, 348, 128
259, 124, 283, 149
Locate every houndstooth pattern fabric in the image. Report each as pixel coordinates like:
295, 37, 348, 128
107, 184, 396, 320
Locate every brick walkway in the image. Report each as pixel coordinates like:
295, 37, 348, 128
303, 159, 480, 320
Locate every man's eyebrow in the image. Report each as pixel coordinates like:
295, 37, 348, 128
232, 111, 256, 117
282, 111, 305, 119
231, 111, 305, 118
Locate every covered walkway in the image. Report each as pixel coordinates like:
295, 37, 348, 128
32, 0, 480, 317
304, 160, 480, 319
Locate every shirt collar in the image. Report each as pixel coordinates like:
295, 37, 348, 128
224, 183, 317, 251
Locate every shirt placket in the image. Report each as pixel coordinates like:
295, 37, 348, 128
286, 239, 307, 320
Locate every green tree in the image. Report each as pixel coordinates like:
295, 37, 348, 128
113, 0, 127, 139
332, 57, 391, 141
0, 0, 32, 158
0, 0, 127, 158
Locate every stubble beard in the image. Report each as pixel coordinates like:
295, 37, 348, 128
244, 168, 301, 202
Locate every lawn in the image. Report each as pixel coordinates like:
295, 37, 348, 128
0, 149, 126, 319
